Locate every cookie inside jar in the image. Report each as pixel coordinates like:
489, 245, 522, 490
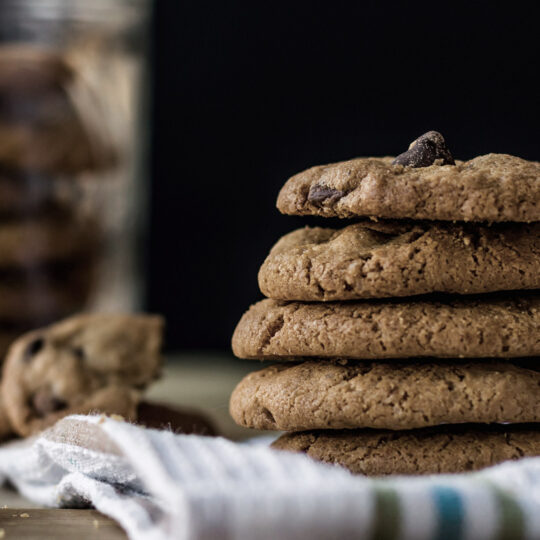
0, 27, 146, 359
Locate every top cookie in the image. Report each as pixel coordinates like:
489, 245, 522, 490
277, 153, 540, 222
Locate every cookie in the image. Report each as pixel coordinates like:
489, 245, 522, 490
277, 153, 540, 222
0, 258, 95, 323
136, 401, 217, 436
258, 221, 540, 301
229, 361, 540, 431
1, 313, 164, 436
0, 205, 98, 268
272, 425, 540, 476
0, 169, 54, 217
232, 295, 540, 360
0, 45, 115, 174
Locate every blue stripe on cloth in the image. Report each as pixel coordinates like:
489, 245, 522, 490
431, 485, 464, 540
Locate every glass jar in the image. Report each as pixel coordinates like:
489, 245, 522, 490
0, 0, 151, 356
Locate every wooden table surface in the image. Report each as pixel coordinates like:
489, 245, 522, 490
0, 353, 270, 538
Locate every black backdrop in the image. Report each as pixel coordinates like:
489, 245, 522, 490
146, 1, 539, 350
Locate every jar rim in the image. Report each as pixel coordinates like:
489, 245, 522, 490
0, 0, 151, 25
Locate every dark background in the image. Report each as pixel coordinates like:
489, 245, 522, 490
146, 1, 539, 351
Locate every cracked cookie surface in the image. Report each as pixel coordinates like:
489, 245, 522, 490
232, 295, 540, 360
272, 425, 540, 475
277, 154, 540, 222
1, 313, 164, 436
258, 221, 540, 301
229, 361, 540, 431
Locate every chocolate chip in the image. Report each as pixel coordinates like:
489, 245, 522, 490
392, 131, 455, 168
308, 185, 345, 205
23, 337, 44, 362
72, 346, 85, 361
31, 388, 67, 418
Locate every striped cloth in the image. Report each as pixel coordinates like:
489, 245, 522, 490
0, 414, 539, 539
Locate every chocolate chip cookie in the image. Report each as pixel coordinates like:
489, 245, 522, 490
0, 204, 98, 268
1, 313, 164, 436
0, 169, 54, 217
233, 295, 540, 360
272, 425, 540, 476
0, 258, 95, 324
277, 153, 540, 222
0, 45, 115, 175
136, 401, 217, 436
258, 221, 540, 301
230, 361, 540, 431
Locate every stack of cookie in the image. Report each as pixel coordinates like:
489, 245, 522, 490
0, 46, 114, 355
230, 131, 540, 475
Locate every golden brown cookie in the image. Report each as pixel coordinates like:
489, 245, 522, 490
258, 221, 540, 301
272, 425, 540, 476
1, 313, 164, 436
277, 154, 540, 222
233, 295, 540, 360
230, 361, 540, 431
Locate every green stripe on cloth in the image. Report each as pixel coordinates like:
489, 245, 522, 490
372, 486, 400, 540
493, 487, 525, 540
431, 485, 464, 540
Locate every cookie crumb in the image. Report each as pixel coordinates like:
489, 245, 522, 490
98, 414, 106, 424
110, 414, 124, 422
19, 513, 29, 518
93, 519, 99, 529
0, 527, 5, 538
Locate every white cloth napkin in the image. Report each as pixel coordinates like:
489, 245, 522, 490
1, 414, 540, 540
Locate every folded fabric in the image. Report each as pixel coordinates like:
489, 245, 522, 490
0, 415, 539, 540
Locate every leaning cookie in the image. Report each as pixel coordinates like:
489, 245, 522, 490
259, 221, 540, 301
230, 361, 540, 431
233, 295, 540, 360
272, 425, 540, 476
1, 313, 164, 437
277, 151, 540, 222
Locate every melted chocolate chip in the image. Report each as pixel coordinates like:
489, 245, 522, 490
31, 388, 67, 418
308, 185, 345, 205
392, 131, 455, 168
23, 337, 45, 362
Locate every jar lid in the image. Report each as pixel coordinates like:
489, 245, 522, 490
0, 0, 151, 42
0, 0, 150, 25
